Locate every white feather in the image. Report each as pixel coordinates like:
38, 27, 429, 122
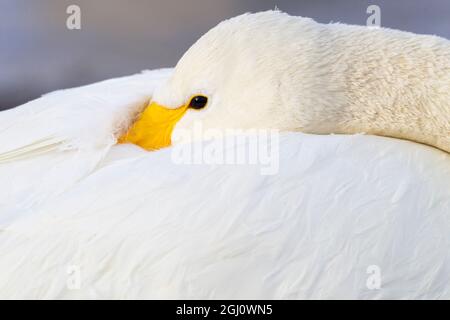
0, 69, 172, 211
1, 10, 450, 299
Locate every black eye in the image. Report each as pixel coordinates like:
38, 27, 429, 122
189, 95, 208, 110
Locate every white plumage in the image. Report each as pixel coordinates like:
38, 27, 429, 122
1, 119, 449, 299
1, 12, 450, 299
0, 69, 172, 212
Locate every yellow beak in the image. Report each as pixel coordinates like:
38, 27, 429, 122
118, 101, 188, 151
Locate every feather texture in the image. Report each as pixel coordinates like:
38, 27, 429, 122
0, 69, 172, 212
0, 132, 449, 299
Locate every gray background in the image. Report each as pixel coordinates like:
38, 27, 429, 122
1, 0, 450, 110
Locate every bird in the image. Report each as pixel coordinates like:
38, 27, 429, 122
0, 11, 449, 299
119, 10, 450, 153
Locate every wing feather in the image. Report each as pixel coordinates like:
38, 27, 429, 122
0, 68, 172, 211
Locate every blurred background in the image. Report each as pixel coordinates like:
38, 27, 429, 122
1, 0, 450, 110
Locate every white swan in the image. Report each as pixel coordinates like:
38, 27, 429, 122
0, 11, 449, 299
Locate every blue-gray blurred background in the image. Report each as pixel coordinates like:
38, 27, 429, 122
1, 0, 450, 110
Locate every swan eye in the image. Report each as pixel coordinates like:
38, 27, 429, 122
189, 95, 208, 110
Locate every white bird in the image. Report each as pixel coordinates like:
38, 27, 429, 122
0, 11, 449, 299
0, 69, 172, 213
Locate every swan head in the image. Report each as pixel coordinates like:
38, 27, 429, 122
119, 11, 307, 150
119, 11, 450, 154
